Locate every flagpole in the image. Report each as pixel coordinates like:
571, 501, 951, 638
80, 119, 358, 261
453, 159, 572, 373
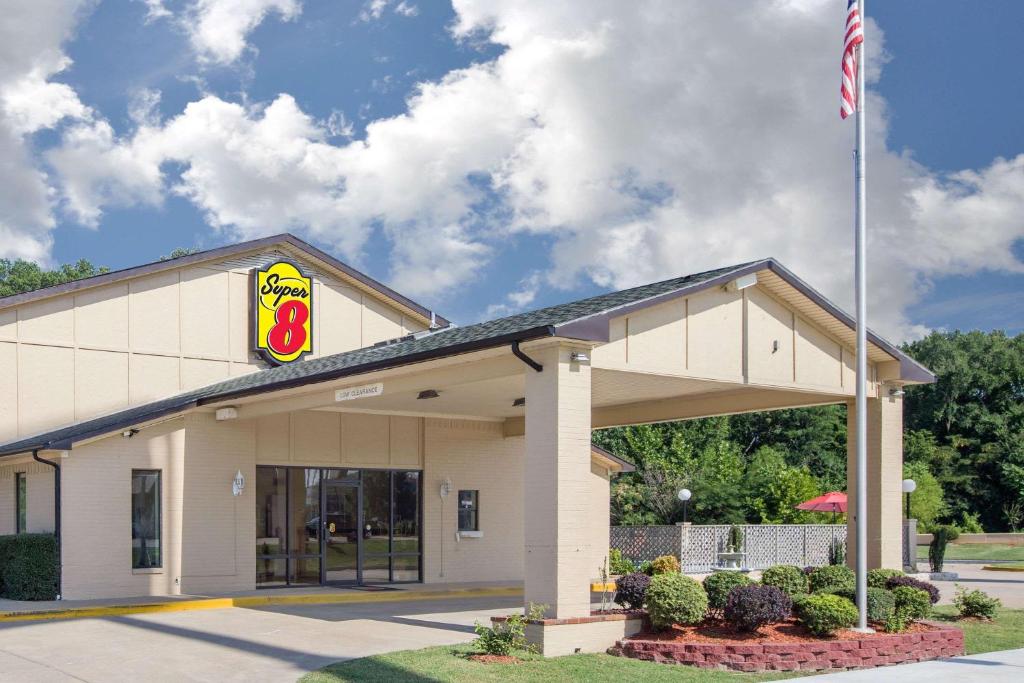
853, 0, 869, 632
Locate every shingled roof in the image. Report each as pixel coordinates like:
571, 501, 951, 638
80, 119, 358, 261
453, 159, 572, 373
0, 257, 931, 457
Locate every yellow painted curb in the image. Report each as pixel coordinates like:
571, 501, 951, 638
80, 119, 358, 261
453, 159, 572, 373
981, 565, 1024, 572
0, 586, 523, 623
590, 582, 617, 592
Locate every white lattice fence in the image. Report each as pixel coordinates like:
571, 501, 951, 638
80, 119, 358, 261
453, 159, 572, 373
612, 524, 848, 572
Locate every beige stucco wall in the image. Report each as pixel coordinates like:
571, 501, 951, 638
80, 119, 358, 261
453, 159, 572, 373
60, 418, 186, 599
0, 460, 54, 535
422, 419, 525, 583
0, 248, 427, 444
594, 283, 877, 396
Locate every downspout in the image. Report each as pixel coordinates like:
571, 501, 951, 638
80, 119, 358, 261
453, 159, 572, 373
32, 449, 61, 600
511, 341, 543, 372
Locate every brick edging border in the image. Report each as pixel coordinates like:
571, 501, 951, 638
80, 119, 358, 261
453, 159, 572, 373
610, 621, 964, 672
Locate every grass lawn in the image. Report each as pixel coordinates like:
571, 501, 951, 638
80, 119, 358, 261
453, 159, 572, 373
916, 543, 1024, 562
299, 609, 1024, 682
932, 606, 1024, 655
299, 644, 790, 683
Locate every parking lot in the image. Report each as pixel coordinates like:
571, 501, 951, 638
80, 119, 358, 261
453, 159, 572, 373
0, 595, 522, 682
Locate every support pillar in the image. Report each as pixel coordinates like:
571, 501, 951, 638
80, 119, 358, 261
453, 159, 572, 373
846, 394, 903, 570
524, 342, 593, 619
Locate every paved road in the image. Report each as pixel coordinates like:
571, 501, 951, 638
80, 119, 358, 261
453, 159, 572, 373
0, 595, 522, 682
799, 648, 1024, 682
926, 563, 1024, 609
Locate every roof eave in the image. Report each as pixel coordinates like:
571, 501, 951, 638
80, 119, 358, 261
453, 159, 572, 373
0, 325, 556, 459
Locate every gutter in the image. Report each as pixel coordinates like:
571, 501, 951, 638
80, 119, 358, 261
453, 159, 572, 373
32, 450, 61, 600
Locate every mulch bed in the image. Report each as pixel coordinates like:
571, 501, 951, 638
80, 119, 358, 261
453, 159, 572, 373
636, 618, 938, 644
467, 654, 522, 665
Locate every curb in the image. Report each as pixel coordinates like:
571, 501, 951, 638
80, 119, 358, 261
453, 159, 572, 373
981, 565, 1024, 572
0, 586, 524, 623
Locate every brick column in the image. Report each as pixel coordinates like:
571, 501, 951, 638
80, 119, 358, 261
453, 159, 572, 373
524, 342, 593, 619
846, 394, 903, 570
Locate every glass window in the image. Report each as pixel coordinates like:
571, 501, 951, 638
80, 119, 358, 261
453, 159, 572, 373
362, 470, 391, 555
256, 467, 287, 556
131, 470, 161, 569
392, 554, 420, 582
289, 468, 320, 556
393, 471, 420, 553
15, 473, 26, 534
458, 490, 478, 532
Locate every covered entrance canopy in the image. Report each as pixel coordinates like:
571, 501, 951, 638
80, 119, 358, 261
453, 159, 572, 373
0, 257, 932, 616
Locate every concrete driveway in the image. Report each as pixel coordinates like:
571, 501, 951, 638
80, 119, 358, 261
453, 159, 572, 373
0, 595, 522, 682
927, 564, 1024, 609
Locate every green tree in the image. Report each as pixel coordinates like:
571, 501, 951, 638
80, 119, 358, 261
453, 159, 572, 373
729, 405, 848, 489
160, 247, 200, 261
902, 461, 946, 532
744, 446, 822, 524
0, 259, 109, 297
903, 330, 1024, 530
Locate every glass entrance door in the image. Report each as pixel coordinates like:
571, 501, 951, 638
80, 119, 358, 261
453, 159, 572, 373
322, 479, 361, 583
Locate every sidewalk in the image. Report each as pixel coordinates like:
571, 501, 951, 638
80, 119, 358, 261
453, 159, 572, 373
798, 648, 1024, 681
0, 581, 524, 622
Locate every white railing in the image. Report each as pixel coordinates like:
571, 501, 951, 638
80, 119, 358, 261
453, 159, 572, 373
611, 524, 847, 573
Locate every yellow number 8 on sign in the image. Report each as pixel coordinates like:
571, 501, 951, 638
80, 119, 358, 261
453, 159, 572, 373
253, 261, 313, 365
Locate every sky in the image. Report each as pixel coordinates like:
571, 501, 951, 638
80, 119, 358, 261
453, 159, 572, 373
1, 0, 1022, 339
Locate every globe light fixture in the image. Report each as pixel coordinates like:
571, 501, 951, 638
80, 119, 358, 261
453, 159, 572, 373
902, 479, 916, 519
678, 488, 692, 524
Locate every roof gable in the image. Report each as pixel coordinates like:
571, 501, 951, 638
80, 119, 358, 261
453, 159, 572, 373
0, 233, 447, 328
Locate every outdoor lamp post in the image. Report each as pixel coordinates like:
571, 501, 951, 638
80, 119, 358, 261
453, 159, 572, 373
678, 488, 692, 525
902, 479, 917, 519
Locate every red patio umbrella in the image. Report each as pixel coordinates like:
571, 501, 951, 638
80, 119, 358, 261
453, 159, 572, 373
796, 491, 847, 522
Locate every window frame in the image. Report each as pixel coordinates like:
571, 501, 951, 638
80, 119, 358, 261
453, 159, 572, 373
15, 472, 26, 534
131, 469, 162, 570
457, 489, 479, 532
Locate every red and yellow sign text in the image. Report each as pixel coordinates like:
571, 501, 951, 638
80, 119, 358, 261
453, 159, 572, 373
253, 261, 313, 364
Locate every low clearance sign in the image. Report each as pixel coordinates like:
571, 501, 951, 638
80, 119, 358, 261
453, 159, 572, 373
253, 260, 313, 364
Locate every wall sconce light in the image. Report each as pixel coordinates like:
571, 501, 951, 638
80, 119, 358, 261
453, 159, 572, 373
417, 389, 440, 400
512, 397, 526, 407
888, 386, 905, 398
570, 351, 589, 362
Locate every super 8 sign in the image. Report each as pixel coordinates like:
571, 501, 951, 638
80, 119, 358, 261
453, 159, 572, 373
253, 261, 313, 364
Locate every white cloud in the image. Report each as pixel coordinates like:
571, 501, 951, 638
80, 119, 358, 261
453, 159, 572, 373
0, 0, 92, 261
46, 0, 1024, 339
360, 0, 419, 23
184, 0, 302, 65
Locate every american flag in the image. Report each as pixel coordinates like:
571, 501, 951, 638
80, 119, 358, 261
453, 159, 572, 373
841, 0, 864, 119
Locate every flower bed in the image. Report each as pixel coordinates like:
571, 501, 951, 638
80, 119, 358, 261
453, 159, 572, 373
610, 619, 964, 672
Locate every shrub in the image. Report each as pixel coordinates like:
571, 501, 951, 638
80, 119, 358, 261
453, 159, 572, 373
892, 586, 932, 621
828, 537, 846, 565
867, 568, 904, 589
866, 587, 896, 623
761, 565, 809, 596
953, 585, 1000, 620
884, 611, 909, 633
0, 534, 59, 601
886, 576, 940, 604
727, 526, 744, 551
929, 525, 960, 573
638, 560, 654, 575
609, 549, 635, 575
614, 572, 651, 610
703, 571, 753, 614
645, 573, 709, 630
724, 585, 792, 633
474, 614, 527, 655
796, 593, 858, 636
809, 564, 855, 594
651, 555, 680, 575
